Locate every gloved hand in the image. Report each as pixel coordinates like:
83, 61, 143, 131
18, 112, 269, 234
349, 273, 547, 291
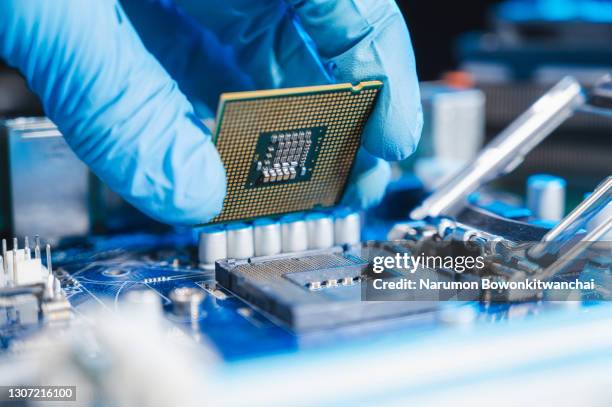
0, 0, 422, 224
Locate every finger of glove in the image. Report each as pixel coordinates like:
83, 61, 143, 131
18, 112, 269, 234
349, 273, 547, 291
341, 147, 392, 209
0, 0, 226, 224
120, 0, 254, 113
172, 0, 422, 159
171, 0, 332, 90
287, 0, 423, 161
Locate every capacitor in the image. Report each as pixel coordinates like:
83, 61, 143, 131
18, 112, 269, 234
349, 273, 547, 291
198, 226, 227, 266
527, 174, 566, 222
169, 287, 206, 319
334, 208, 361, 245
124, 290, 163, 320
281, 214, 308, 253
305, 213, 334, 249
226, 223, 254, 259
253, 218, 282, 257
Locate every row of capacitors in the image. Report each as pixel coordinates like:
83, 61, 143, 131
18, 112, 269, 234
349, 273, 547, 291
198, 209, 361, 267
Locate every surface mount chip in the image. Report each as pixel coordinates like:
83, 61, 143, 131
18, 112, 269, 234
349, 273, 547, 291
209, 81, 382, 224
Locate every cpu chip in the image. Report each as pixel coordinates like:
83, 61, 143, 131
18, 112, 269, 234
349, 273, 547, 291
209, 81, 382, 224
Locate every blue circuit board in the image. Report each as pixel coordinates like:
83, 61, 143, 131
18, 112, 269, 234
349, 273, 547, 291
1, 186, 609, 364
5, 228, 592, 362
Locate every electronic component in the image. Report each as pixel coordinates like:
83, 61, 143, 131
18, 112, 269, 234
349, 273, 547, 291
169, 287, 206, 319
413, 83, 485, 191
419, 84, 485, 163
527, 174, 566, 222
247, 127, 321, 187
390, 191, 611, 302
2, 236, 48, 288
198, 209, 363, 266
226, 223, 255, 259
198, 226, 227, 267
280, 214, 308, 253
0, 236, 70, 326
305, 213, 334, 250
0, 117, 156, 240
333, 209, 361, 245
215, 247, 439, 331
253, 219, 282, 257
210, 81, 382, 223
0, 118, 90, 241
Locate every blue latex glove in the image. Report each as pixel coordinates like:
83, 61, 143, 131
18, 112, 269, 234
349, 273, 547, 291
0, 0, 422, 224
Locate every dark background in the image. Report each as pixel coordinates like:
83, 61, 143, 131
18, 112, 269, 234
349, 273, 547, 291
397, 0, 502, 80
0, 0, 502, 114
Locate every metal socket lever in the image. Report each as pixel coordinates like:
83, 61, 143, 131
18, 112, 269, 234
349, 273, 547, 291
410, 76, 585, 220
579, 74, 612, 118
528, 176, 612, 260
538, 217, 612, 281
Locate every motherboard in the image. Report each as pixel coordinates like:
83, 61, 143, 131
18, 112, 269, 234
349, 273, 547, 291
0, 77, 610, 406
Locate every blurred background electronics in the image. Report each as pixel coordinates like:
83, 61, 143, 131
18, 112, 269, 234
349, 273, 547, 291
0, 117, 161, 242
455, 0, 612, 186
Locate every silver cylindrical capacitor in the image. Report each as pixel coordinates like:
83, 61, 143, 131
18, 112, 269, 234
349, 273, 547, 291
169, 287, 206, 319
198, 226, 227, 266
334, 208, 361, 245
124, 290, 163, 321
226, 223, 254, 259
253, 218, 282, 257
305, 213, 334, 249
527, 174, 566, 222
281, 214, 308, 253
